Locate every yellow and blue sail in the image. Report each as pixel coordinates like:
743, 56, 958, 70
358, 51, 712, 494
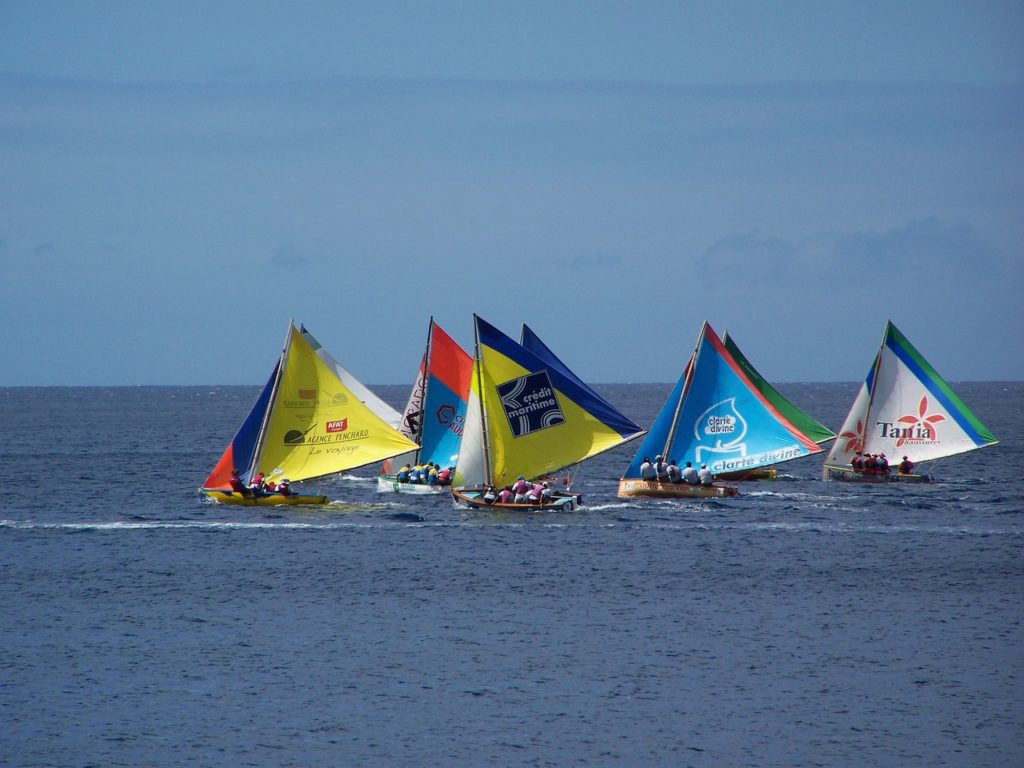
625, 322, 822, 477
456, 315, 644, 489
521, 324, 626, 419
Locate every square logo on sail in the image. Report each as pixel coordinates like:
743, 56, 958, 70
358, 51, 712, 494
497, 370, 565, 438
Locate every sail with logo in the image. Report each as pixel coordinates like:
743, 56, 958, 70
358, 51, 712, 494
201, 321, 419, 505
453, 314, 645, 510
618, 321, 823, 499
822, 321, 997, 482
719, 330, 836, 479
301, 324, 405, 431
520, 323, 625, 419
378, 318, 474, 494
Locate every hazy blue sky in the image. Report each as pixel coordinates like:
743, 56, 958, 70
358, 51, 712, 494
2, 1, 1022, 386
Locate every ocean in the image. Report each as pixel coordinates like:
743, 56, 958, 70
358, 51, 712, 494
2, 382, 1021, 767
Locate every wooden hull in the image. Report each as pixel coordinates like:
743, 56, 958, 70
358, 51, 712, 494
376, 476, 447, 494
821, 465, 931, 483
716, 467, 778, 481
203, 490, 328, 506
452, 488, 582, 512
617, 478, 739, 499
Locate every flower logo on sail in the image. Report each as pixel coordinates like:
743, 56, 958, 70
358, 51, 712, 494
839, 419, 865, 455
894, 396, 945, 446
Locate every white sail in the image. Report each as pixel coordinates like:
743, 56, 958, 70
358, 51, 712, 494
453, 361, 488, 488
824, 322, 997, 474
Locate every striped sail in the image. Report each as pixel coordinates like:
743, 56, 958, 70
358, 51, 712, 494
455, 315, 645, 489
624, 322, 822, 478
722, 331, 836, 445
202, 362, 280, 490
395, 319, 473, 469
521, 324, 624, 417
824, 321, 997, 469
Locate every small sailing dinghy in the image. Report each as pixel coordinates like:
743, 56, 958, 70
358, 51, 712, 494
201, 322, 419, 505
452, 315, 645, 511
377, 318, 473, 494
717, 331, 837, 480
822, 321, 997, 482
619, 322, 826, 499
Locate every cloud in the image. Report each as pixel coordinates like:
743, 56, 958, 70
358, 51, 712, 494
702, 218, 1004, 289
551, 253, 622, 269
269, 242, 309, 268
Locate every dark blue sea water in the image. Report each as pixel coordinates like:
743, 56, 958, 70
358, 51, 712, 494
2, 383, 1022, 767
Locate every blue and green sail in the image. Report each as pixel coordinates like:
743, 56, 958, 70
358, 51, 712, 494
625, 322, 823, 478
722, 331, 836, 445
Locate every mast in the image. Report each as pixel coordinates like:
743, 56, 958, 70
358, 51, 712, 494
472, 314, 494, 487
858, 322, 889, 455
250, 320, 293, 478
663, 321, 706, 460
413, 316, 436, 465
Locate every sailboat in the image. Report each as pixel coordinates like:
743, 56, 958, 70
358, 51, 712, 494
618, 322, 825, 499
201, 321, 419, 505
822, 321, 997, 482
452, 315, 645, 511
377, 318, 473, 494
717, 331, 836, 479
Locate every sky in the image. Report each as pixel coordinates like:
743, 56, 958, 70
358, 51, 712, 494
2, 0, 1022, 386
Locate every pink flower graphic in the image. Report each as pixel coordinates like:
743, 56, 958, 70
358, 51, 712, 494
895, 396, 945, 446
839, 419, 864, 455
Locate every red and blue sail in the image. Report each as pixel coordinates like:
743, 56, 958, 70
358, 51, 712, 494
201, 362, 279, 490
417, 321, 473, 468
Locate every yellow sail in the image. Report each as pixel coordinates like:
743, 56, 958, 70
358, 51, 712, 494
257, 326, 418, 483
455, 316, 645, 489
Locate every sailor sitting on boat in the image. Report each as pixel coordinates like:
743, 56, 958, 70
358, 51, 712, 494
655, 455, 670, 482
681, 461, 699, 485
511, 476, 530, 503
640, 457, 656, 481
698, 465, 714, 485
230, 469, 253, 497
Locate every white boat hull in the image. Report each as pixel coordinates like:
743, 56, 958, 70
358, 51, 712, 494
376, 476, 448, 494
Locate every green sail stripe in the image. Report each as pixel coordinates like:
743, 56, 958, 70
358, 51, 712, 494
723, 333, 836, 444
884, 322, 997, 445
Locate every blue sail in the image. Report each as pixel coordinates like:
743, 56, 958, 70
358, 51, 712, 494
521, 324, 625, 417
624, 323, 821, 477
